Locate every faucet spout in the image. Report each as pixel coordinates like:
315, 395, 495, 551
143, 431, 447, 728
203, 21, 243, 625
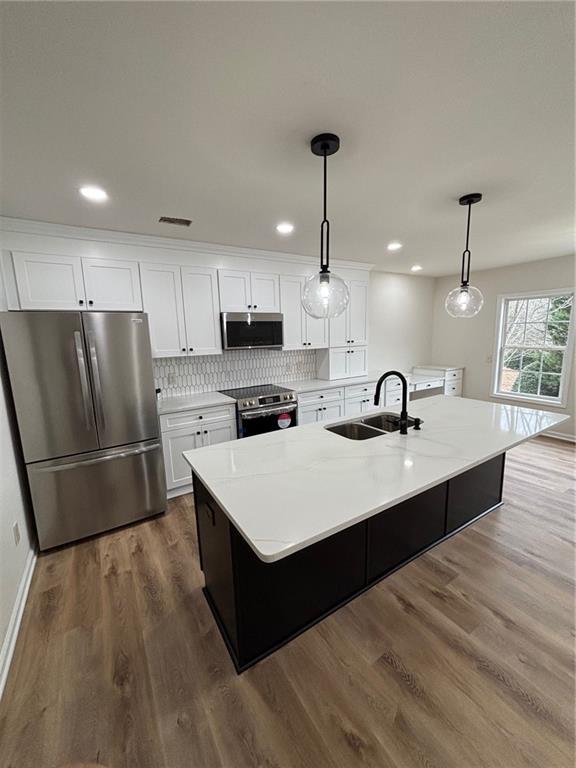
373, 370, 409, 435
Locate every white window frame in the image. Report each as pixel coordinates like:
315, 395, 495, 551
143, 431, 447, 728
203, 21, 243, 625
492, 288, 575, 408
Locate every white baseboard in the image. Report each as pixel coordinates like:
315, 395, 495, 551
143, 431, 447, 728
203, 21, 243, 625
541, 430, 575, 443
0, 549, 37, 701
167, 484, 193, 499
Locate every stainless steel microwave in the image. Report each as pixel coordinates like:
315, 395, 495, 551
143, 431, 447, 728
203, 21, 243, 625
221, 312, 283, 350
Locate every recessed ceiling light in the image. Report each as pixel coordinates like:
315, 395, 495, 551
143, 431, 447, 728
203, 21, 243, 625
387, 241, 403, 252
276, 222, 294, 235
79, 185, 108, 202
410, 265, 423, 272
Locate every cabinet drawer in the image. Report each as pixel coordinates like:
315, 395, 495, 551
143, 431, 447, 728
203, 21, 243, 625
445, 380, 463, 397
415, 379, 444, 391
160, 404, 236, 431
385, 392, 403, 407
445, 369, 463, 381
385, 377, 402, 392
345, 382, 375, 399
298, 388, 344, 405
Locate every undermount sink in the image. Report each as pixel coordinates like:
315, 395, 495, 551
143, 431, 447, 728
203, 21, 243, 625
325, 412, 423, 440
325, 422, 385, 440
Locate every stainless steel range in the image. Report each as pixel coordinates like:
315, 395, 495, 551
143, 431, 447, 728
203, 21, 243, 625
219, 384, 298, 438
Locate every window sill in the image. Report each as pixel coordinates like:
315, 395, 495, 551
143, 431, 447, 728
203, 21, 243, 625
491, 391, 567, 409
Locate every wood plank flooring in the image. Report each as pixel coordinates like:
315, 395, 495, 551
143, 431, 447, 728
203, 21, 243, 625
1, 436, 574, 768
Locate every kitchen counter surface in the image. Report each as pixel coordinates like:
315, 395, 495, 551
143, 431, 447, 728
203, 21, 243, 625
283, 371, 384, 392
184, 395, 567, 563
157, 391, 236, 414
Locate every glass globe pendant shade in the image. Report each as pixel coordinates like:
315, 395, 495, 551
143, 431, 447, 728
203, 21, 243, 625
445, 284, 484, 318
302, 270, 350, 319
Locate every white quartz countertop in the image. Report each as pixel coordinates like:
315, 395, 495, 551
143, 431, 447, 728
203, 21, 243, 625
184, 395, 567, 563
284, 371, 384, 392
157, 391, 236, 414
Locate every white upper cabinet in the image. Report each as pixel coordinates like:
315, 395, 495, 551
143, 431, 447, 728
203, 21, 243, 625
280, 275, 305, 349
348, 281, 369, 346
13, 251, 86, 310
279, 274, 328, 350
181, 266, 221, 356
142, 263, 222, 358
329, 280, 369, 348
250, 272, 280, 312
316, 346, 368, 380
219, 269, 279, 312
218, 270, 252, 312
12, 251, 143, 312
82, 258, 142, 311
141, 263, 187, 358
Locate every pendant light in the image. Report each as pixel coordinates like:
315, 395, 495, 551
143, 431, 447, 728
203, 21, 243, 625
445, 193, 484, 318
302, 133, 350, 319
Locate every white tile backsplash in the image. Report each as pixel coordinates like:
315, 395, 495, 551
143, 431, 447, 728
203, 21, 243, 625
153, 349, 317, 397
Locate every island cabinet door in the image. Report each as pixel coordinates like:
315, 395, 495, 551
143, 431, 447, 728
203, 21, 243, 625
446, 454, 505, 534
367, 483, 447, 584
232, 521, 367, 668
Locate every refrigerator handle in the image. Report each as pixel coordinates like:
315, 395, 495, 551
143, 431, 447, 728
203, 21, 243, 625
36, 442, 162, 472
74, 331, 94, 431
87, 330, 106, 433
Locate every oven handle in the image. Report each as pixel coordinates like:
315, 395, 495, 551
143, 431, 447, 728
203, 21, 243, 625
240, 404, 298, 419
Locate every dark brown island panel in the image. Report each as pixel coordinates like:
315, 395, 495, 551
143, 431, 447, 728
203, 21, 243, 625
193, 453, 505, 672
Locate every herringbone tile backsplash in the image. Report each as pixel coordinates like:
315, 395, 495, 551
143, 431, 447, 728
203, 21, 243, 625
153, 349, 317, 397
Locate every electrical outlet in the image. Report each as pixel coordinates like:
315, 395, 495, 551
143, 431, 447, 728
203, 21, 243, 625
12, 522, 20, 547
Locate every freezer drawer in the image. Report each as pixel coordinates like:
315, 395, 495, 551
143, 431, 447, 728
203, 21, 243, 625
28, 440, 166, 550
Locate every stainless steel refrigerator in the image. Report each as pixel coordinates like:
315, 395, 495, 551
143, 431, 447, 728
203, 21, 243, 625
0, 311, 166, 550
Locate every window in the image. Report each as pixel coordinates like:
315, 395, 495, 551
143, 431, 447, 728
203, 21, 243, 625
493, 291, 574, 406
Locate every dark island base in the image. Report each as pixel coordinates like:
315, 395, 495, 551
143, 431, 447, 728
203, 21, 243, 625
193, 453, 506, 673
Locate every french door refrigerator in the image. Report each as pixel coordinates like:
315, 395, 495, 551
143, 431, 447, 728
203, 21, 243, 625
0, 311, 166, 550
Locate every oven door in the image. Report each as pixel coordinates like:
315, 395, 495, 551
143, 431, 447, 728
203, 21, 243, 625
221, 313, 283, 349
239, 403, 298, 438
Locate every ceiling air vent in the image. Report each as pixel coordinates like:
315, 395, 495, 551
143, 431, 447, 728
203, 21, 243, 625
158, 216, 192, 227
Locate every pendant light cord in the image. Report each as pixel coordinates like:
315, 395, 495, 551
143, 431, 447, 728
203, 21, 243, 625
461, 202, 472, 287
320, 148, 330, 273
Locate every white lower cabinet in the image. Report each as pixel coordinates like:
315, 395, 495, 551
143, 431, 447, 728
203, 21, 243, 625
160, 404, 237, 495
299, 401, 344, 424
344, 397, 374, 417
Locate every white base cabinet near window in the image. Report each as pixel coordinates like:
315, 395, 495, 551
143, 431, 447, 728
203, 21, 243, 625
12, 251, 142, 311
160, 404, 236, 497
413, 367, 464, 397
141, 263, 221, 358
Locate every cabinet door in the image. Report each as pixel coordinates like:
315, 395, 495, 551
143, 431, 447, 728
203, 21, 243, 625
280, 276, 305, 349
201, 421, 236, 447
140, 263, 187, 358
82, 258, 142, 311
329, 348, 349, 378
13, 251, 85, 310
348, 281, 369, 346
329, 301, 349, 347
347, 347, 368, 377
321, 401, 344, 421
344, 398, 363, 417
181, 266, 222, 356
219, 269, 252, 311
298, 404, 321, 425
446, 455, 504, 533
162, 427, 202, 490
305, 313, 329, 349
251, 272, 279, 312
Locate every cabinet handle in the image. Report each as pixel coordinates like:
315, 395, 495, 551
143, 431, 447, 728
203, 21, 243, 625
320, 395, 324, 398
248, 304, 252, 309
196, 431, 201, 435
254, 304, 258, 309
181, 348, 186, 352
198, 415, 203, 419
88, 300, 94, 306
189, 347, 193, 352
78, 299, 84, 306
204, 430, 208, 434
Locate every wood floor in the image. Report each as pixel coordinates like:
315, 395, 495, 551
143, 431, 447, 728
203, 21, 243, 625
1, 436, 574, 768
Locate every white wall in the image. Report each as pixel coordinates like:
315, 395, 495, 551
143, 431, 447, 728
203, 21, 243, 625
431, 254, 575, 439
369, 271, 436, 373
0, 270, 35, 696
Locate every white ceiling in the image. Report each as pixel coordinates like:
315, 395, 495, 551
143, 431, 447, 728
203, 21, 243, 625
0, 2, 573, 276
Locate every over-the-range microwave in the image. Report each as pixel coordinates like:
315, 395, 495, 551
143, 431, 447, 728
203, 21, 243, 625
221, 312, 284, 350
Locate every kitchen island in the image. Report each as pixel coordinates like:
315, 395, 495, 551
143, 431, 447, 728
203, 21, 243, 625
184, 395, 567, 672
